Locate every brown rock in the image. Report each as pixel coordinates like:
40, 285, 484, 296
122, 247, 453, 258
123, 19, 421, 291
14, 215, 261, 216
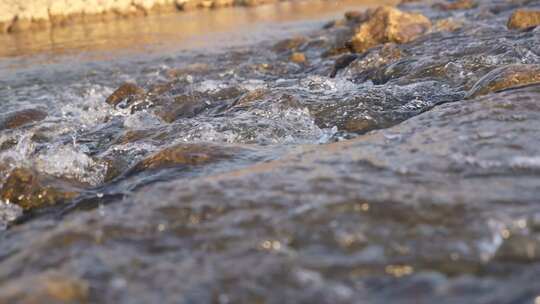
343, 117, 378, 133
105, 83, 146, 107
273, 36, 307, 53
349, 6, 431, 53
0, 108, 48, 131
495, 234, 540, 263
434, 18, 464, 32
433, 0, 476, 11
129, 143, 242, 174
0, 168, 80, 210
289, 52, 307, 64
467, 64, 540, 98
0, 271, 88, 304
229, 89, 268, 110
507, 9, 540, 30
344, 10, 372, 23
154, 94, 210, 123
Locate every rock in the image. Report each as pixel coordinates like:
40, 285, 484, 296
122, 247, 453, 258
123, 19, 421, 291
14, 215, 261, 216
154, 93, 210, 123
495, 234, 540, 263
349, 6, 431, 53
289, 52, 307, 64
273, 36, 307, 53
0, 168, 80, 210
434, 17, 464, 32
228, 89, 268, 111
507, 9, 540, 30
467, 64, 540, 98
105, 83, 146, 107
433, 0, 476, 11
0, 271, 88, 304
329, 53, 358, 77
129, 143, 242, 174
0, 108, 48, 131
344, 10, 372, 23
335, 43, 401, 81
343, 117, 378, 133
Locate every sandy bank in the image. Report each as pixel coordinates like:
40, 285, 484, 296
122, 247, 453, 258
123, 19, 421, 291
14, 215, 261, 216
0, 0, 280, 34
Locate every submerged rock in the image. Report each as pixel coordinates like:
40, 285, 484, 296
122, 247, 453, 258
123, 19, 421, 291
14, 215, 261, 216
129, 143, 243, 174
433, 0, 476, 11
273, 36, 307, 53
289, 52, 307, 64
434, 17, 464, 32
0, 108, 48, 131
105, 82, 146, 107
0, 271, 88, 304
349, 6, 431, 53
507, 9, 540, 30
154, 94, 210, 123
0, 168, 80, 210
467, 64, 540, 98
495, 234, 540, 263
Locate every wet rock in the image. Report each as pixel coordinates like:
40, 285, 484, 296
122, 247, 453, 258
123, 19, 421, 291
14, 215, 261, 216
344, 10, 371, 23
273, 36, 307, 53
129, 143, 243, 174
165, 63, 210, 78
507, 9, 540, 30
337, 43, 402, 81
342, 117, 379, 133
329, 53, 358, 77
349, 6, 431, 53
105, 82, 146, 107
495, 234, 540, 263
154, 93, 210, 123
433, 0, 476, 11
0, 168, 80, 210
467, 64, 540, 98
0, 108, 48, 131
289, 52, 307, 64
434, 17, 464, 32
228, 88, 268, 111
0, 271, 89, 304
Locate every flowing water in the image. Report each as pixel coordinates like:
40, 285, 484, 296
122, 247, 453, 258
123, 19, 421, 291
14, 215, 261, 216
1, 0, 540, 303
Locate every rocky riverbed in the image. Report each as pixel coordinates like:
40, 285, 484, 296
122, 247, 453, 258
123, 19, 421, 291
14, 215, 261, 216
1, 0, 540, 303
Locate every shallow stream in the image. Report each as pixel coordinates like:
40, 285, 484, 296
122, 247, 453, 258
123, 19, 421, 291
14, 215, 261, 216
1, 0, 540, 303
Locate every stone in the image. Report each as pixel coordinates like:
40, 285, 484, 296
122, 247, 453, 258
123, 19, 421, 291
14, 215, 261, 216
344, 10, 371, 23
154, 94, 210, 123
329, 53, 358, 77
273, 36, 307, 53
289, 52, 306, 64
433, 0, 476, 11
0, 168, 80, 210
129, 143, 242, 174
467, 64, 540, 98
349, 6, 431, 53
0, 271, 89, 304
495, 234, 540, 263
434, 17, 464, 32
0, 108, 48, 131
507, 9, 540, 30
105, 83, 146, 107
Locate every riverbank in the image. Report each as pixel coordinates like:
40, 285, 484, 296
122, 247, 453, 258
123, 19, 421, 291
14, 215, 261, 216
0, 0, 249, 34
0, 0, 398, 34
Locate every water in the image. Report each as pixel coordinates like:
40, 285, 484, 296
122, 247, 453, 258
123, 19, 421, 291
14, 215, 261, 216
1, 0, 540, 303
